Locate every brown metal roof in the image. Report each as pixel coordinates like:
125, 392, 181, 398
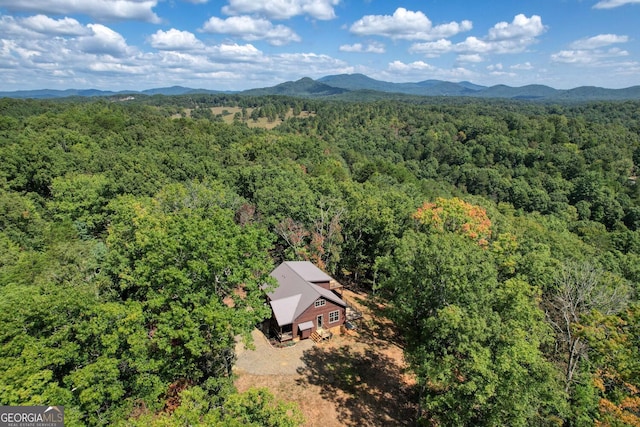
268, 261, 346, 326
281, 260, 333, 283
269, 294, 301, 326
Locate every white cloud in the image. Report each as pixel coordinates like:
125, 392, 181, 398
487, 14, 546, 41
593, 0, 640, 9
551, 50, 586, 64
222, 0, 340, 20
365, 41, 385, 53
0, 10, 357, 92
388, 60, 435, 72
511, 62, 533, 70
551, 47, 629, 64
455, 37, 492, 53
155, 51, 209, 71
339, 43, 363, 52
154, 43, 264, 66
349, 8, 472, 41
409, 39, 454, 56
458, 54, 483, 63
20, 15, 91, 36
301, 0, 340, 20
276, 52, 347, 69
77, 24, 131, 56
0, 40, 18, 67
385, 60, 475, 82
486, 63, 517, 78
0, 0, 161, 23
339, 42, 385, 53
458, 36, 536, 54
207, 43, 264, 61
553, 33, 631, 66
488, 70, 516, 77
87, 60, 148, 74
201, 15, 300, 46
0, 16, 46, 39
0, 39, 42, 62
569, 34, 629, 49
0, 14, 92, 40
431, 20, 474, 39
149, 29, 204, 51
409, 14, 546, 58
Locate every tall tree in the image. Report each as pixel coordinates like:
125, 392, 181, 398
378, 230, 564, 426
545, 261, 631, 393
577, 304, 640, 427
104, 182, 274, 381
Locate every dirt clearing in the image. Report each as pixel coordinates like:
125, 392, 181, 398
234, 289, 417, 426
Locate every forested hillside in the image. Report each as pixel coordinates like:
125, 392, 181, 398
1, 95, 639, 426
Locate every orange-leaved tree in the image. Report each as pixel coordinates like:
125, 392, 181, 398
412, 197, 492, 247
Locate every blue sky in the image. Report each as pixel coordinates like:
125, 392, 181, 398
0, 0, 639, 91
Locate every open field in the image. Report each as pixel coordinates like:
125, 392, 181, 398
174, 106, 314, 129
234, 289, 418, 426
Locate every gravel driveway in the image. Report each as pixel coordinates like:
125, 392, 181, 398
234, 328, 315, 376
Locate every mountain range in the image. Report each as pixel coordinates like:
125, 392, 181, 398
3, 73, 640, 101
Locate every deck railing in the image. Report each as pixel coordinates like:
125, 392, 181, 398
271, 327, 293, 341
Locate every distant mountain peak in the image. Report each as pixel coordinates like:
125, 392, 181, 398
241, 77, 348, 97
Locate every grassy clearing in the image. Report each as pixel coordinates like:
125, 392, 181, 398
174, 106, 314, 130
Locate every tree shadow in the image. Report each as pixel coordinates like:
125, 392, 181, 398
296, 344, 418, 426
347, 293, 406, 351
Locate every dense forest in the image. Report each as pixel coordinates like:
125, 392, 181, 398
1, 94, 639, 426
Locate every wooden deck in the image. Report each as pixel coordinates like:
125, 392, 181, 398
329, 279, 343, 291
343, 296, 363, 321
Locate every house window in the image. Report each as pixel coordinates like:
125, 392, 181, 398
314, 299, 325, 308
329, 310, 340, 323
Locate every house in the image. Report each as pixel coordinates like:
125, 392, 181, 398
265, 261, 346, 341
